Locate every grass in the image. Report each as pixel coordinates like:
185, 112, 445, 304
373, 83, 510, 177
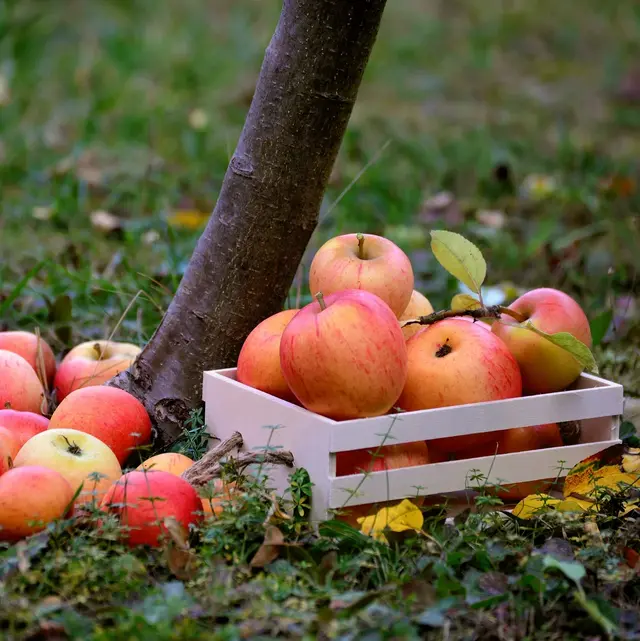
1, 0, 640, 638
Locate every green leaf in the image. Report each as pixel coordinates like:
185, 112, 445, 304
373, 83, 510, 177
542, 556, 585, 584
450, 293, 482, 312
589, 309, 613, 347
573, 590, 618, 637
524, 322, 599, 375
430, 230, 487, 295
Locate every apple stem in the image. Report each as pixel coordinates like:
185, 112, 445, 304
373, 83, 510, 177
93, 343, 104, 360
497, 306, 528, 324
62, 435, 82, 456
356, 233, 365, 260
315, 292, 327, 311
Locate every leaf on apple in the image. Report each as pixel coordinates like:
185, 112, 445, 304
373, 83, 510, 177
450, 293, 482, 312
357, 498, 424, 544
430, 230, 487, 295
523, 322, 599, 375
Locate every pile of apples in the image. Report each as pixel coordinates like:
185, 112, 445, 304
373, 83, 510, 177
0, 332, 225, 546
236, 232, 594, 505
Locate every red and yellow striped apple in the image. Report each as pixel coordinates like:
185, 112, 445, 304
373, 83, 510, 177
309, 233, 414, 317
53, 339, 141, 401
0, 409, 49, 448
280, 289, 408, 420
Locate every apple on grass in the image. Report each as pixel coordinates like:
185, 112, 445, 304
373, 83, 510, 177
137, 454, 236, 517
0, 427, 20, 475
100, 470, 204, 547
0, 409, 50, 448
308, 233, 414, 317
0, 350, 48, 414
397, 319, 522, 416
54, 339, 141, 401
0, 466, 75, 542
49, 386, 152, 465
398, 290, 434, 340
237, 308, 299, 402
0, 331, 57, 385
335, 441, 430, 527
491, 287, 592, 394
13, 428, 122, 507
280, 289, 408, 420
137, 452, 195, 476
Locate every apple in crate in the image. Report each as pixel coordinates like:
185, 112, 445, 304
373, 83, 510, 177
100, 470, 204, 547
0, 466, 75, 542
49, 386, 152, 464
398, 319, 522, 431
0, 350, 48, 414
0, 409, 50, 448
54, 339, 141, 401
491, 288, 592, 394
308, 233, 414, 317
237, 308, 299, 402
0, 331, 57, 385
280, 289, 408, 420
335, 441, 431, 527
398, 290, 434, 340
13, 428, 122, 507
0, 427, 20, 475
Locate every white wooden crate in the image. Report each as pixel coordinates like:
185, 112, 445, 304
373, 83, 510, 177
202, 368, 624, 524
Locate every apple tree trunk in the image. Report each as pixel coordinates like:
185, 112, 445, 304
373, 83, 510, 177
108, 0, 388, 447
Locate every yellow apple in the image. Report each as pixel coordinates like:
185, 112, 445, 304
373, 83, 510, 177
398, 290, 434, 340
308, 233, 414, 317
53, 340, 141, 401
13, 428, 122, 507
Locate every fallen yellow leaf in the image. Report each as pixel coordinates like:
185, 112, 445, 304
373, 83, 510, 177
357, 498, 424, 543
512, 494, 561, 519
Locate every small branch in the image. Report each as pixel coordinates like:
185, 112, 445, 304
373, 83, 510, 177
182, 431, 294, 488
182, 432, 243, 485
401, 304, 527, 328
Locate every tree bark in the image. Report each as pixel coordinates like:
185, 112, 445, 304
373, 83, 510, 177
108, 0, 388, 447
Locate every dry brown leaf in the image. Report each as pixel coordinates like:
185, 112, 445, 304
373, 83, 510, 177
163, 516, 197, 580
249, 525, 285, 568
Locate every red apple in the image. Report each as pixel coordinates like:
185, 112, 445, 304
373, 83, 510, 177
0, 331, 56, 385
500, 423, 562, 453
14, 428, 122, 507
0, 466, 75, 542
48, 386, 152, 465
397, 319, 522, 414
335, 441, 430, 527
100, 470, 204, 547
309, 233, 414, 317
491, 288, 592, 394
0, 426, 20, 475
280, 289, 408, 420
237, 309, 299, 402
54, 339, 141, 401
398, 290, 434, 340
0, 409, 50, 448
0, 350, 48, 414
